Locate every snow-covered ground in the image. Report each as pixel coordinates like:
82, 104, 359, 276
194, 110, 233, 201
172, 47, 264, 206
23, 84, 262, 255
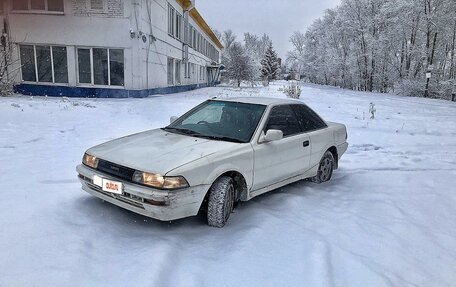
1, 82, 456, 287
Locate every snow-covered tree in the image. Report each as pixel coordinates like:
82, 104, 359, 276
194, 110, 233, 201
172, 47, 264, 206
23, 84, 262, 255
0, 32, 20, 96
225, 42, 255, 87
288, 0, 456, 100
286, 31, 306, 77
244, 33, 272, 80
261, 44, 280, 83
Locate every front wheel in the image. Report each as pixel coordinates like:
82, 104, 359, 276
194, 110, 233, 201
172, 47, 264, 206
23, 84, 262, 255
311, 151, 335, 184
207, 176, 235, 228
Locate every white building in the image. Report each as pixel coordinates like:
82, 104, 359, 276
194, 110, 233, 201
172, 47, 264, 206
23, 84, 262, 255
0, 0, 223, 97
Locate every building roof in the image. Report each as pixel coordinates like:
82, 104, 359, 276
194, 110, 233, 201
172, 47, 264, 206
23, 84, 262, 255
177, 0, 223, 50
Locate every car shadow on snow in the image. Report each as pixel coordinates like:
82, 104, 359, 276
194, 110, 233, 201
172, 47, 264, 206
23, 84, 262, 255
71, 173, 351, 234
72, 195, 203, 230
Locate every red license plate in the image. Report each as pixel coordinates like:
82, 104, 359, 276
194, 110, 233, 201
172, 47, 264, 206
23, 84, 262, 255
102, 179, 123, 195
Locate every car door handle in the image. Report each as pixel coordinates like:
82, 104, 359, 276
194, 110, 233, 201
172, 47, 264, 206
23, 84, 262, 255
303, 140, 310, 147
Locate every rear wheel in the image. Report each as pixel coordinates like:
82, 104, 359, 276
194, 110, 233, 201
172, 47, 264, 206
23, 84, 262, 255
311, 151, 335, 184
207, 176, 235, 228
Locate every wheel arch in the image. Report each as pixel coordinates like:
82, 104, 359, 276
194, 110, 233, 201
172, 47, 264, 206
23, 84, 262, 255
327, 146, 339, 169
199, 170, 249, 213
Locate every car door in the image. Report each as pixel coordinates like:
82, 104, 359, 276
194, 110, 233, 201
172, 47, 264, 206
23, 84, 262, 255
291, 104, 330, 168
251, 105, 311, 191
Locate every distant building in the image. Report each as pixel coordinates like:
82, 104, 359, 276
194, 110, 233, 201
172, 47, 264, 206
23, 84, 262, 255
0, 0, 223, 97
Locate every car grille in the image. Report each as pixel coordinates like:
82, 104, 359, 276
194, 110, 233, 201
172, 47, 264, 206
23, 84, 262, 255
96, 159, 136, 181
79, 174, 145, 209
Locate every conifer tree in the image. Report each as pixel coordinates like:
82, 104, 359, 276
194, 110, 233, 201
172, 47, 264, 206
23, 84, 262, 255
261, 44, 280, 84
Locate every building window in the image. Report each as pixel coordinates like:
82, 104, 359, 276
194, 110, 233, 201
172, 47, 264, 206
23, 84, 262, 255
167, 57, 174, 86
175, 60, 181, 85
31, 0, 45, 10
191, 27, 196, 48
176, 13, 183, 41
19, 44, 68, 84
184, 62, 190, 79
189, 27, 193, 48
19, 45, 36, 82
93, 48, 108, 85
168, 5, 175, 37
109, 49, 124, 86
191, 63, 195, 80
186, 25, 219, 62
90, 0, 104, 10
35, 45, 52, 82
77, 49, 91, 84
13, 0, 64, 12
200, 66, 206, 81
168, 4, 183, 41
52, 46, 68, 83
77, 47, 124, 86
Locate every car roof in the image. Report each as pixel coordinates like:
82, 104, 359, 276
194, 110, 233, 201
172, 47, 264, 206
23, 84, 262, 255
211, 97, 303, 106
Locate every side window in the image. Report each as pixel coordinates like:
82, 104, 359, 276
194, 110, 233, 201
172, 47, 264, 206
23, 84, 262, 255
265, 105, 302, 137
291, 104, 328, 132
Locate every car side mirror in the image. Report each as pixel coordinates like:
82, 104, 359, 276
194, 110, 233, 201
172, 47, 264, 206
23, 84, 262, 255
170, 116, 178, 124
259, 129, 283, 143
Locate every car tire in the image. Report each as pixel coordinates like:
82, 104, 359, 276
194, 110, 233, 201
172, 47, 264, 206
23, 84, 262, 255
311, 151, 335, 184
207, 176, 235, 228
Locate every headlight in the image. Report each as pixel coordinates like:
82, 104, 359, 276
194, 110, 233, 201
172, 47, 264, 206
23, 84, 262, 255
163, 176, 189, 189
83, 153, 98, 169
132, 171, 189, 190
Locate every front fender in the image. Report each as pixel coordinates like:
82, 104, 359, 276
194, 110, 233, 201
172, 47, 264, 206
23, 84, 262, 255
166, 144, 254, 191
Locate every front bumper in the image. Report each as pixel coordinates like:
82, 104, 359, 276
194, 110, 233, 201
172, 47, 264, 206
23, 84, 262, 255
76, 164, 210, 221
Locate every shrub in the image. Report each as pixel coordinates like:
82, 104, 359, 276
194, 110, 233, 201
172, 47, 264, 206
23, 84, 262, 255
283, 82, 301, 99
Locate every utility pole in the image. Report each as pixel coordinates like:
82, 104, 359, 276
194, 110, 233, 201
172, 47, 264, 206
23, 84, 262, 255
452, 79, 456, 102
424, 65, 432, 98
424, 32, 438, 98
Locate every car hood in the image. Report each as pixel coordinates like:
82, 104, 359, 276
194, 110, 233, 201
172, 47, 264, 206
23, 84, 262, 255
87, 129, 239, 174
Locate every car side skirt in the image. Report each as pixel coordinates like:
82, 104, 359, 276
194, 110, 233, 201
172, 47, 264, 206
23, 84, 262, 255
247, 166, 318, 200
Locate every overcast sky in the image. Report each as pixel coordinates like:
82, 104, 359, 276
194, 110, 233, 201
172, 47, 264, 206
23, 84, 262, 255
197, 0, 341, 59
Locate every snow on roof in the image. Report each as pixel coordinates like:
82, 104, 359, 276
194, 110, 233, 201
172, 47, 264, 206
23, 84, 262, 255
213, 97, 302, 106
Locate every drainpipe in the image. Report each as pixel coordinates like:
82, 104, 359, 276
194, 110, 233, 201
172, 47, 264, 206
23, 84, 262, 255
183, 1, 195, 80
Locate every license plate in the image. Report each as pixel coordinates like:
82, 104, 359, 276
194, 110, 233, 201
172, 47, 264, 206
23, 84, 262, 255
102, 179, 123, 194
93, 175, 123, 194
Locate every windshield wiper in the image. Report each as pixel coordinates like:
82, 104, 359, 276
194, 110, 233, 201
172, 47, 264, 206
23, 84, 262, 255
197, 135, 245, 143
162, 127, 202, 136
163, 127, 244, 143
163, 127, 200, 135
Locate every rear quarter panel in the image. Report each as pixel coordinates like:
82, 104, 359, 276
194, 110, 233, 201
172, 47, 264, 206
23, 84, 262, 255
328, 122, 348, 146
308, 122, 347, 169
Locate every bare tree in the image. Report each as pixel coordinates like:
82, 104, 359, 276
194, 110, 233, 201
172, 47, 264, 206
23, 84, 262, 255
0, 19, 20, 96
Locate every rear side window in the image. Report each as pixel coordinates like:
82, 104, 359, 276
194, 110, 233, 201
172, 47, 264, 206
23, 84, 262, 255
291, 104, 327, 132
265, 105, 302, 137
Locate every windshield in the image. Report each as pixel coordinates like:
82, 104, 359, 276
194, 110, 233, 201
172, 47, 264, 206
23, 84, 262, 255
163, 100, 266, 143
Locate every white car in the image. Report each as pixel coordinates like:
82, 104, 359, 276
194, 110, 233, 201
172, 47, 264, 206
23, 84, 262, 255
77, 97, 348, 227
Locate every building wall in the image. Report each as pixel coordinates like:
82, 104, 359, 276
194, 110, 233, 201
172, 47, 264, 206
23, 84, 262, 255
1, 0, 222, 97
135, 0, 222, 90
